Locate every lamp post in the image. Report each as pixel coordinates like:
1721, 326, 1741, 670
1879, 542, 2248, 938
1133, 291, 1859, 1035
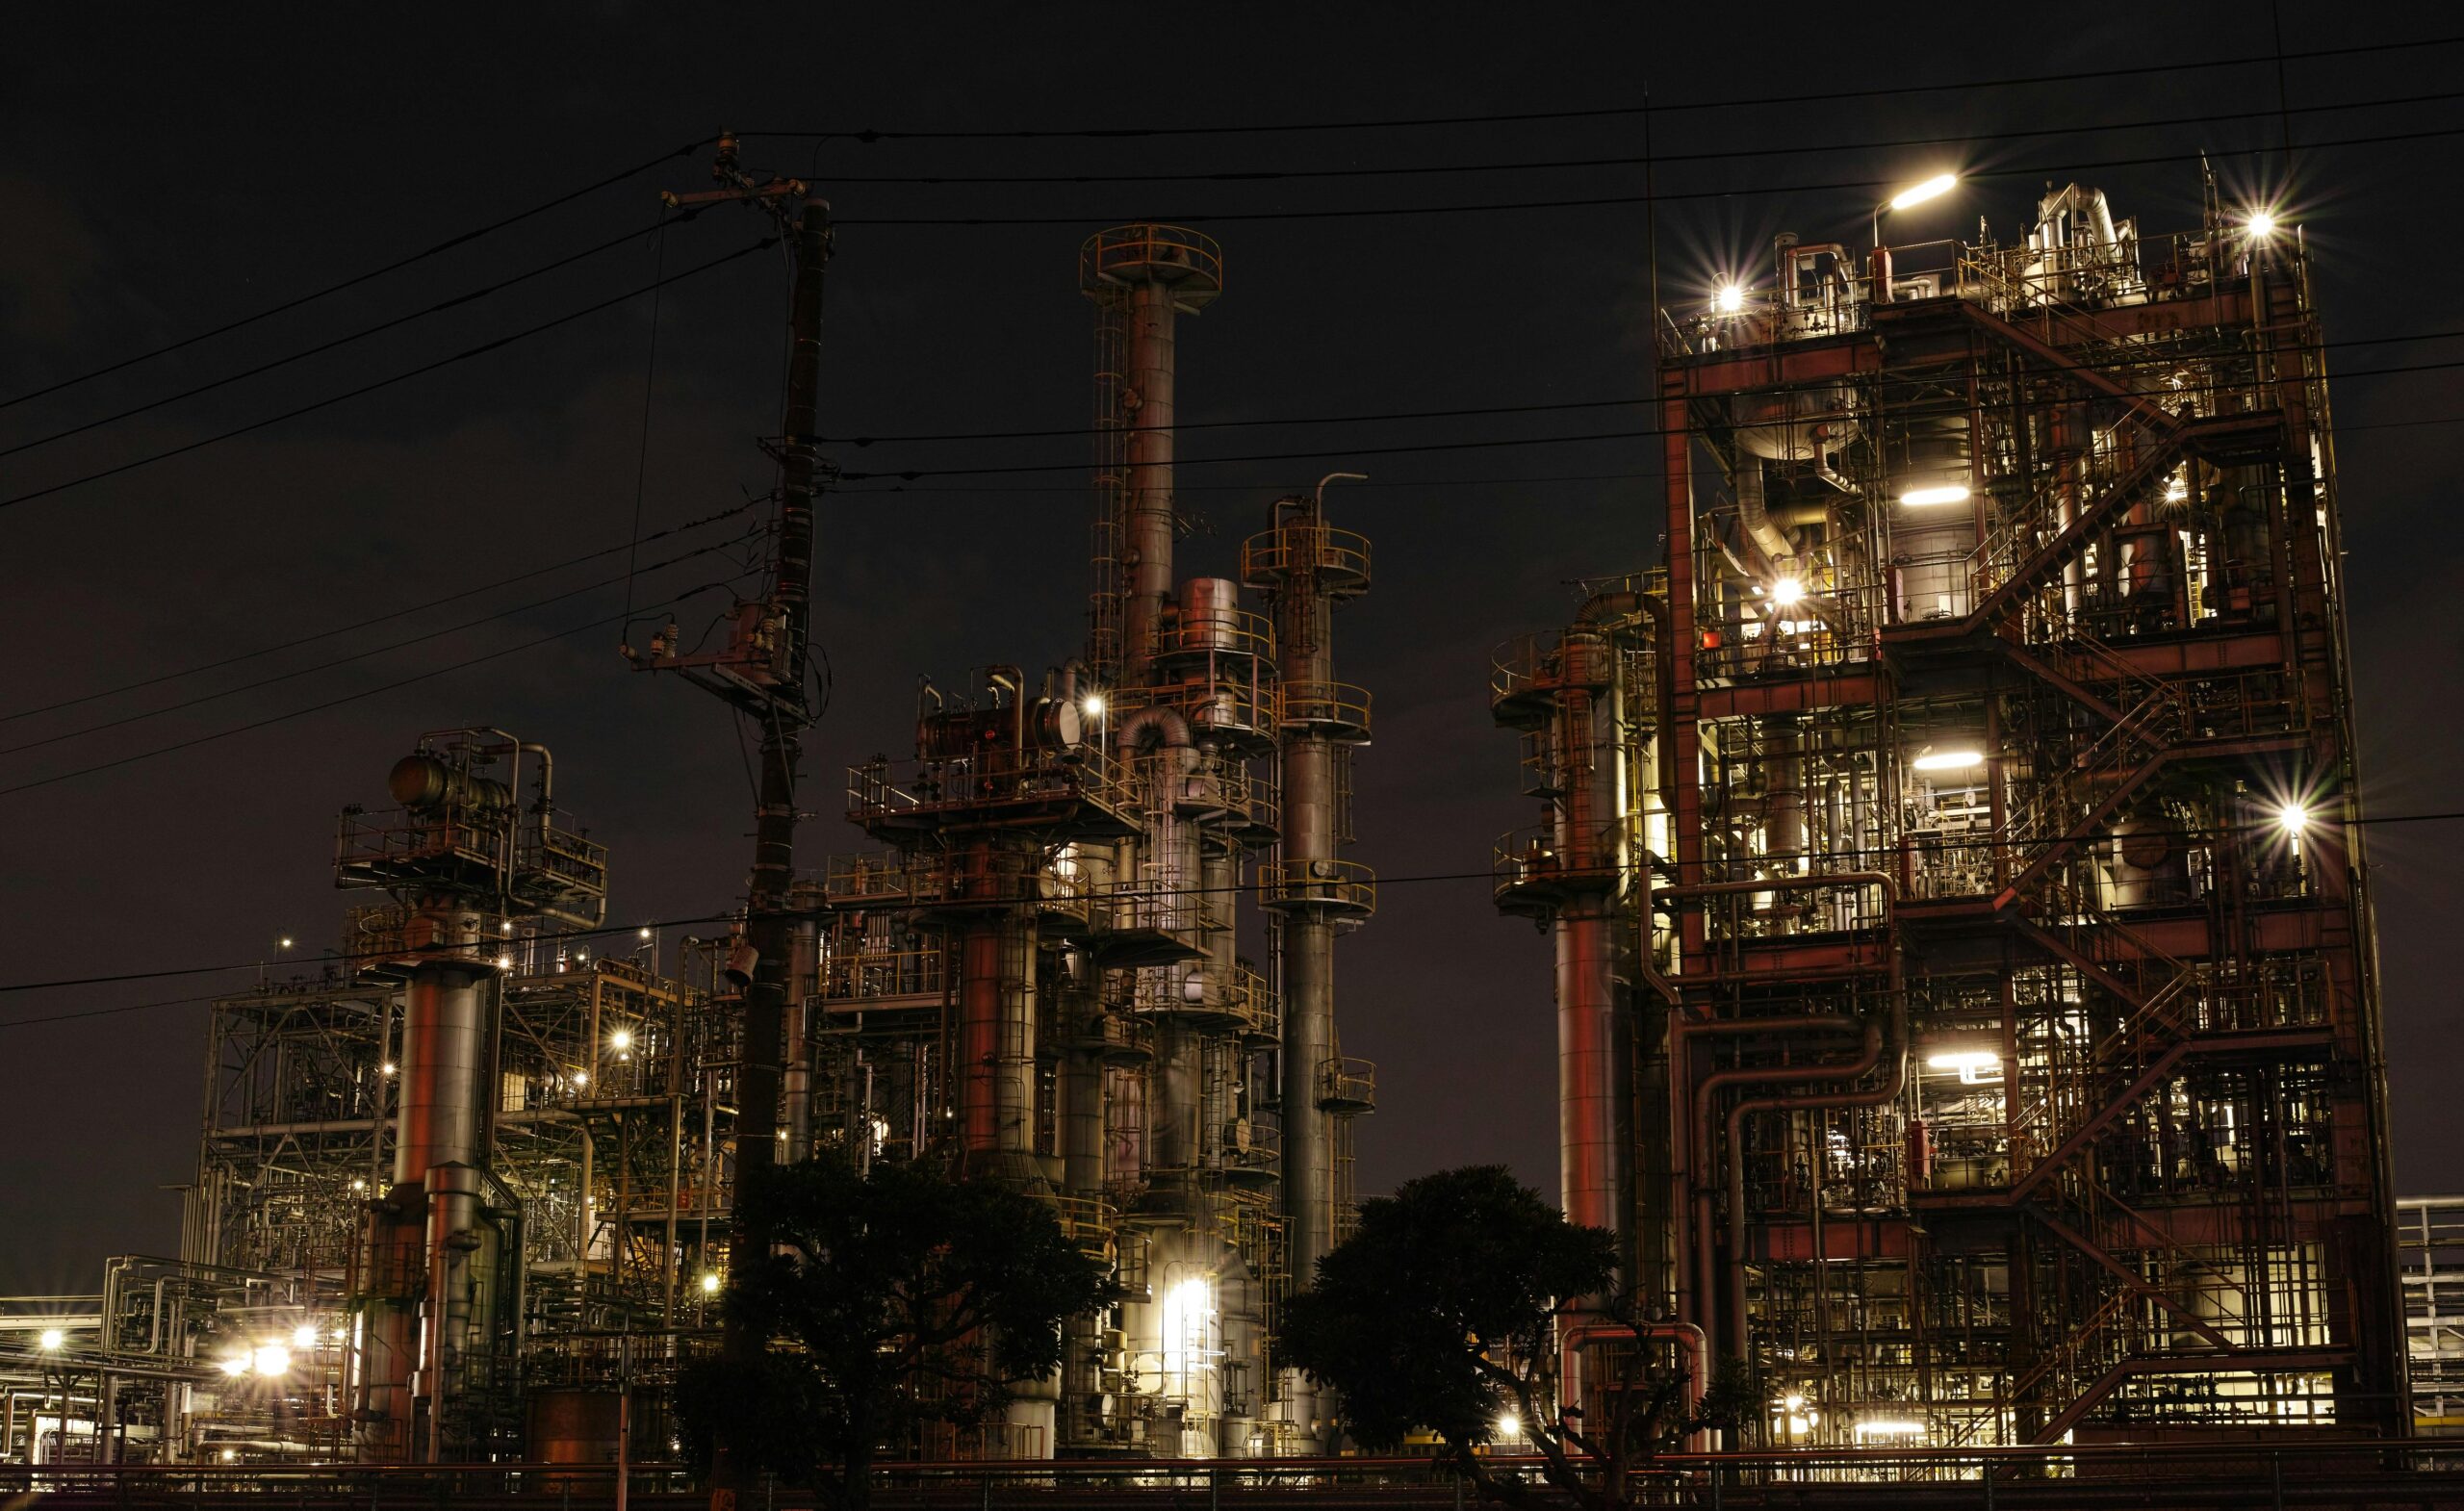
1873, 172, 1958, 246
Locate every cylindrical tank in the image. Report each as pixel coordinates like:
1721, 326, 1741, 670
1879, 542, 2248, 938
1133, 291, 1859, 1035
1174, 577, 1245, 655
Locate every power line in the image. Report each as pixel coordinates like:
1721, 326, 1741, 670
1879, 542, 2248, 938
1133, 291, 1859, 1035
0, 499, 759, 725
0, 236, 777, 515
0, 139, 711, 413
832, 398, 2464, 498
1, 807, 2453, 1013
746, 33, 2464, 142
796, 90, 2464, 187
821, 326, 2464, 448
0, 530, 757, 757
830, 352, 2464, 484
0, 210, 703, 463
0, 576, 750, 800
825, 125, 2464, 227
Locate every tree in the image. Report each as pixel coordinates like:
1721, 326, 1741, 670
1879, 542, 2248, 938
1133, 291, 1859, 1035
1281, 1165, 1749, 1510
675, 1154, 1121, 1511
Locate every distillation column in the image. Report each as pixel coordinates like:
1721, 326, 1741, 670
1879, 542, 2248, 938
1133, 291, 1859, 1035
1246, 488, 1375, 1451
337, 732, 606, 1462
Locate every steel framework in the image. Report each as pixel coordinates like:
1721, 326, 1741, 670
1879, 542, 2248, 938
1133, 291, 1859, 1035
1499, 178, 2403, 1449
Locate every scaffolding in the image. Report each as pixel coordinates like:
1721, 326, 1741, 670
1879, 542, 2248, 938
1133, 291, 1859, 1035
1500, 179, 2403, 1452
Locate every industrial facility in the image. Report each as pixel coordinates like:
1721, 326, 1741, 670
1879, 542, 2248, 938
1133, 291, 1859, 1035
1495, 173, 2404, 1447
0, 196, 1381, 1469
0, 160, 2419, 1479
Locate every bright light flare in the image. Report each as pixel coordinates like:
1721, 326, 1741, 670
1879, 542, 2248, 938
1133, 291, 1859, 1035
701, 1271, 723, 1295
1081, 694, 1106, 720
1713, 284, 1746, 314
1887, 173, 1958, 212
1898, 484, 1970, 507
252, 1345, 291, 1377
609, 1029, 633, 1052
1495, 1412, 1521, 1439
1769, 576, 1805, 607
379, 1063, 397, 1077
218, 1354, 250, 1377
38, 1328, 64, 1351
2277, 802, 2310, 837
292, 1324, 319, 1350
1856, 1418, 1928, 1440
1912, 748, 1985, 772
2247, 210, 2278, 239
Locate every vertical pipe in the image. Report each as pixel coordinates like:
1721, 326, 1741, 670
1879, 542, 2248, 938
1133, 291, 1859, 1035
1122, 279, 1177, 683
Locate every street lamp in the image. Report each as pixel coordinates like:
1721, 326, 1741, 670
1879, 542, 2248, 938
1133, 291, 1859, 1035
1875, 172, 1958, 246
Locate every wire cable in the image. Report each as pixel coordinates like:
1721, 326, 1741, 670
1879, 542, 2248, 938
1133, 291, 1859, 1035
0, 210, 701, 463
828, 352, 2464, 484
826, 125, 2464, 227
0, 236, 777, 515
0, 576, 748, 800
0, 499, 757, 725
743, 33, 2464, 142
0, 530, 756, 757
0, 807, 2453, 1012
794, 89, 2464, 187
820, 326, 2464, 449
0, 140, 712, 413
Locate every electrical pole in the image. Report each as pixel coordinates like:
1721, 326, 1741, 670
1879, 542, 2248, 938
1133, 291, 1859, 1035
630, 133, 832, 1511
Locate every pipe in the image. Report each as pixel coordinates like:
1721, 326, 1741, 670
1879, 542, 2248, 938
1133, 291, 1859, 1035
1720, 993, 1910, 1360
1123, 278, 1179, 681
1733, 457, 1794, 567
1560, 1321, 1711, 1452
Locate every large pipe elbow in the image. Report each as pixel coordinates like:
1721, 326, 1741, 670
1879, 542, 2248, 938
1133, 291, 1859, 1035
1115, 704, 1195, 762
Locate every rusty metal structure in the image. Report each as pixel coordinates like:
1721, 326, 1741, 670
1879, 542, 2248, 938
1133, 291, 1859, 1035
75, 731, 739, 1467
1497, 177, 2404, 1448
783, 223, 1377, 1461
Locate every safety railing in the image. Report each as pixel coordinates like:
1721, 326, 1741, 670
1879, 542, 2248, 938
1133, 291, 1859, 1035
1163, 602, 1277, 664
1318, 1056, 1376, 1112
1278, 679, 1372, 737
844, 745, 1138, 828
15, 1439, 2459, 1506
1239, 520, 1372, 585
1258, 857, 1377, 916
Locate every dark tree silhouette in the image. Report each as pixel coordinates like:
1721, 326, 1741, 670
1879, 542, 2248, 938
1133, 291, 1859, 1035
675, 1155, 1120, 1511
1282, 1165, 1749, 1510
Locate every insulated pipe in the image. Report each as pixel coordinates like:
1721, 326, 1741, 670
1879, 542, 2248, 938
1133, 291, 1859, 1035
1123, 279, 1178, 682
1549, 628, 1630, 1263
1733, 458, 1794, 567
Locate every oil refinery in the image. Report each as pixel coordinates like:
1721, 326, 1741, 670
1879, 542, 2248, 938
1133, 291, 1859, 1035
0, 151, 2433, 1498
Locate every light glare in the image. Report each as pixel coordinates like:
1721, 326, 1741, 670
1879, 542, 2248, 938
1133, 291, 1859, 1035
610, 1029, 633, 1051
38, 1328, 64, 1351
252, 1345, 291, 1377
1496, 1412, 1521, 1439
2247, 211, 2277, 239
1770, 576, 1805, 607
1714, 284, 1746, 314
2277, 803, 2310, 836
218, 1354, 250, 1377
1898, 484, 1970, 507
1888, 173, 1958, 211
292, 1324, 319, 1349
1081, 694, 1105, 720
1912, 748, 1985, 773
702, 1271, 722, 1294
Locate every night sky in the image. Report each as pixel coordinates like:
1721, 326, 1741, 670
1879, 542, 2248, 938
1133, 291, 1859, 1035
3, 6, 2457, 1294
